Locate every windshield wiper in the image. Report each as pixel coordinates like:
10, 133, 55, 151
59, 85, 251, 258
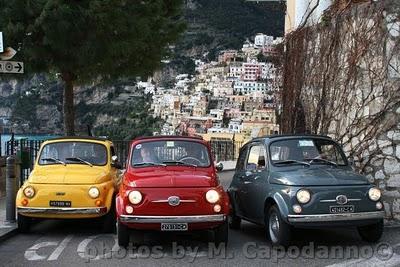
65, 157, 93, 167
274, 160, 310, 167
41, 157, 66, 166
133, 162, 166, 167
162, 160, 198, 167
308, 158, 338, 167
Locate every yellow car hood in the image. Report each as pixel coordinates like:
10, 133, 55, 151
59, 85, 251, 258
29, 165, 109, 185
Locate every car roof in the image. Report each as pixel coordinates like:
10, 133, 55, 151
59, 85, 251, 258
44, 136, 110, 143
131, 135, 206, 145
250, 134, 333, 144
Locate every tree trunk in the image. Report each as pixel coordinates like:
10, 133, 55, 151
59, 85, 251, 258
61, 72, 75, 136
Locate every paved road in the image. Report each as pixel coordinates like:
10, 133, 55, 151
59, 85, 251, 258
0, 171, 400, 267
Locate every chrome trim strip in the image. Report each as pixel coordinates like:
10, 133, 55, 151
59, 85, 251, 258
17, 207, 107, 214
288, 211, 385, 223
151, 199, 196, 203
320, 198, 361, 203
120, 214, 226, 223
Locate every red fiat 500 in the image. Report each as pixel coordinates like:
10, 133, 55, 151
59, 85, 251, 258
116, 136, 229, 247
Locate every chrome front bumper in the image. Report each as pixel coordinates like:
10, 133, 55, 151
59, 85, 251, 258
17, 207, 107, 215
120, 214, 226, 223
287, 211, 385, 223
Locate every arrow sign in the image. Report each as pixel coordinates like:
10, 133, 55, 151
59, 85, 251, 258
0, 61, 24, 74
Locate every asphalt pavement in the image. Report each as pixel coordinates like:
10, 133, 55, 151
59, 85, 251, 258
0, 171, 400, 267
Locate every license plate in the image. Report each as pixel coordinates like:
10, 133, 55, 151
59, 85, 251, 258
49, 201, 71, 207
161, 223, 188, 231
330, 205, 354, 213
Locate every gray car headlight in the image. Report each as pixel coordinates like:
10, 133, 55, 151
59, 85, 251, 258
296, 189, 311, 204
368, 187, 381, 201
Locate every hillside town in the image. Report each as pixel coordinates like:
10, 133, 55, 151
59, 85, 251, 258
145, 33, 282, 144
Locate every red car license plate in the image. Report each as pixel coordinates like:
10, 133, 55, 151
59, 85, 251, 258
161, 223, 188, 231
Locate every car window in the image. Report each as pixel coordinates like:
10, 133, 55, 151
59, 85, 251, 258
270, 138, 346, 166
246, 144, 266, 171
39, 141, 108, 166
131, 140, 211, 167
236, 146, 248, 171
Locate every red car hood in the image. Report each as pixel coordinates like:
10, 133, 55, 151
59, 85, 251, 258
124, 168, 217, 188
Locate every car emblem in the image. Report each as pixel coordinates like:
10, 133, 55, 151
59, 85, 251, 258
168, 196, 180, 206
55, 192, 65, 196
336, 195, 348, 205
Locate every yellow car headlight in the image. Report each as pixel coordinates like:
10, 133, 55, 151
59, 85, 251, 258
296, 189, 311, 204
128, 190, 143, 205
23, 186, 35, 198
368, 187, 381, 201
88, 187, 100, 199
206, 189, 220, 204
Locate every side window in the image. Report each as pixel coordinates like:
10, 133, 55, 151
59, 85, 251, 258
246, 144, 266, 171
236, 146, 248, 171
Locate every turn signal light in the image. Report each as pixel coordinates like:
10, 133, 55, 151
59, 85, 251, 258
95, 200, 102, 207
213, 204, 221, 213
21, 199, 28, 206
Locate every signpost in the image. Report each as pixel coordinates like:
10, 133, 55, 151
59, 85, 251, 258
0, 32, 3, 53
0, 60, 24, 74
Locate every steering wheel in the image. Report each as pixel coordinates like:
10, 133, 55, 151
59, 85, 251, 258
179, 156, 202, 165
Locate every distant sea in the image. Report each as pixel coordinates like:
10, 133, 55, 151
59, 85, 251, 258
0, 134, 58, 156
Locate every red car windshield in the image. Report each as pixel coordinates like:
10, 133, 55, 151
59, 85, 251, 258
131, 140, 211, 168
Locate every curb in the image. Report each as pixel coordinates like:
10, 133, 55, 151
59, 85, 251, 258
0, 226, 18, 243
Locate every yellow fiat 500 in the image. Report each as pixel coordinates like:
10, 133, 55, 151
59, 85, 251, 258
16, 137, 122, 233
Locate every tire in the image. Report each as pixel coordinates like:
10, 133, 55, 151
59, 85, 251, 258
102, 202, 116, 233
357, 219, 384, 243
18, 213, 31, 233
214, 221, 229, 246
117, 220, 130, 248
266, 205, 292, 246
228, 203, 241, 230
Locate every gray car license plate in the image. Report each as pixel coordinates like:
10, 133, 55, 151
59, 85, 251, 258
330, 205, 354, 213
161, 223, 188, 231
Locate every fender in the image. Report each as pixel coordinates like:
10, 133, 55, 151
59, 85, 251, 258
115, 194, 125, 217
104, 184, 115, 213
269, 192, 290, 223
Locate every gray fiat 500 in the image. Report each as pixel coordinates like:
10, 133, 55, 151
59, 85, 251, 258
228, 135, 384, 246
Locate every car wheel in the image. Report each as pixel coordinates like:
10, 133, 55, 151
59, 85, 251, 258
357, 219, 384, 243
266, 205, 291, 246
102, 204, 116, 233
117, 220, 130, 248
18, 213, 31, 233
228, 203, 241, 229
214, 221, 229, 246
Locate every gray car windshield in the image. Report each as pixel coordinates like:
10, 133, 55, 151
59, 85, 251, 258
38, 142, 107, 166
270, 138, 347, 166
131, 140, 211, 168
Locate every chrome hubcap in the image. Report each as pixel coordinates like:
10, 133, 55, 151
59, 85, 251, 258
269, 213, 280, 243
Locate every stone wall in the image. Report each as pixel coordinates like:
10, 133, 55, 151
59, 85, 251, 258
281, 1, 400, 221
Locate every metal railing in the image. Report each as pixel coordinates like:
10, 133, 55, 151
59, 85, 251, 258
4, 138, 242, 182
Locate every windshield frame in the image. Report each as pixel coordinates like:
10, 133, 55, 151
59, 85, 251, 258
268, 137, 349, 167
130, 139, 212, 168
38, 141, 109, 167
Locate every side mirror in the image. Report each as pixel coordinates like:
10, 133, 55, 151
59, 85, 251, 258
216, 162, 224, 172
348, 156, 355, 166
111, 155, 123, 169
